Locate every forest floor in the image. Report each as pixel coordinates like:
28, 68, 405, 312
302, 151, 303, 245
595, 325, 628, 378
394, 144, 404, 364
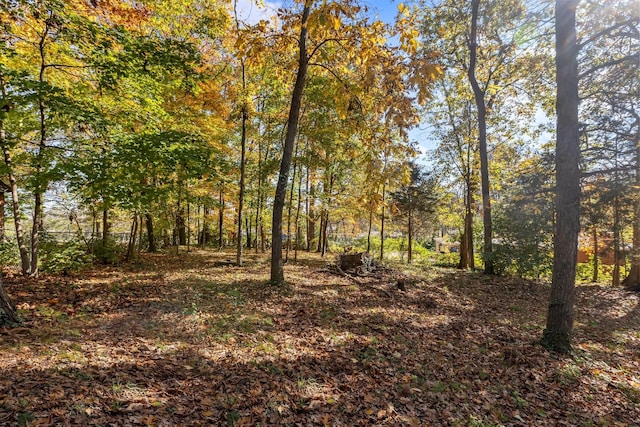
1, 249, 639, 427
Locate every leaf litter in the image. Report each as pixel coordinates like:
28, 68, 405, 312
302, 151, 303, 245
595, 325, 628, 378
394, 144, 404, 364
1, 250, 639, 426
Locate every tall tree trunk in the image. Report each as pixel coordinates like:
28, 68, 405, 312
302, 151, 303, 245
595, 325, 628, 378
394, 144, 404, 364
380, 182, 386, 261
126, 214, 138, 261
613, 194, 621, 286
235, 3, 248, 267
1, 146, 30, 275
286, 145, 299, 263
102, 205, 109, 245
407, 206, 413, 264
245, 216, 251, 249
321, 210, 329, 257
468, 0, 494, 275
186, 200, 191, 253
307, 179, 315, 251
623, 140, 640, 289
316, 213, 324, 253
367, 208, 373, 253
459, 174, 475, 269
294, 156, 303, 262
270, 0, 312, 284
146, 214, 157, 252
321, 174, 334, 257
0, 191, 5, 242
218, 188, 224, 251
176, 198, 186, 246
592, 226, 599, 283
542, 0, 581, 354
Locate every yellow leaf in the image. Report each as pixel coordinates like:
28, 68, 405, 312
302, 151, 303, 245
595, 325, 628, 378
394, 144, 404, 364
365, 408, 375, 415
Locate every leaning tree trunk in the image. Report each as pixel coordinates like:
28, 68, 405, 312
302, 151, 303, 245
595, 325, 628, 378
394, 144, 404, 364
542, 0, 581, 354
468, 0, 494, 275
270, 0, 312, 284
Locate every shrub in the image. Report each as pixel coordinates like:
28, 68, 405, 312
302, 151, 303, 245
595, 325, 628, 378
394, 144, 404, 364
40, 238, 93, 274
0, 240, 19, 267
91, 238, 125, 265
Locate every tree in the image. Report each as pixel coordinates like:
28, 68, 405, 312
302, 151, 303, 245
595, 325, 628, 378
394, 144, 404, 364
541, 0, 581, 353
467, 0, 494, 274
391, 163, 438, 263
420, 0, 546, 274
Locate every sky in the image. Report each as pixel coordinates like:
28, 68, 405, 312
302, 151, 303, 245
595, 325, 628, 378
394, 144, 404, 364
234, 0, 436, 161
235, 0, 402, 25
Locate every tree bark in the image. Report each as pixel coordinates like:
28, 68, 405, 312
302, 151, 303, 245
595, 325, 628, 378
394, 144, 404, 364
407, 206, 413, 264
468, 0, 494, 275
542, 0, 581, 354
367, 208, 373, 253
270, 0, 312, 284
0, 191, 4, 241
126, 214, 138, 261
1, 146, 30, 275
294, 156, 304, 262
613, 193, 621, 286
592, 226, 598, 283
146, 214, 157, 252
285, 147, 299, 263
236, 80, 247, 266
459, 172, 475, 269
380, 182, 386, 261
102, 206, 109, 245
0, 273, 19, 326
623, 133, 640, 288
218, 188, 224, 251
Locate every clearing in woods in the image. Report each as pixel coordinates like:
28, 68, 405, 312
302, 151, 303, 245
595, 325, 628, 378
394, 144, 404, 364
1, 250, 639, 426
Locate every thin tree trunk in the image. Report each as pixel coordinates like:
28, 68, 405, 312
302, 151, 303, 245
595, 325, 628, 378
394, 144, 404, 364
307, 180, 315, 252
613, 194, 621, 286
1, 146, 30, 275
367, 208, 373, 253
623, 140, 640, 288
102, 205, 109, 245
468, 0, 493, 275
234, 2, 248, 266
219, 188, 224, 251
137, 213, 143, 256
285, 146, 299, 263
380, 182, 386, 261
408, 207, 413, 264
0, 191, 4, 242
187, 199, 191, 253
126, 214, 138, 261
542, 0, 581, 353
270, 0, 312, 284
294, 156, 303, 262
459, 175, 475, 269
146, 214, 157, 252
592, 226, 598, 283
321, 210, 329, 257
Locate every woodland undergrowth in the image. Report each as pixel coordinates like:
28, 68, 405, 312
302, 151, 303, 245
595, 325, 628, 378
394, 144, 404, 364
0, 250, 638, 426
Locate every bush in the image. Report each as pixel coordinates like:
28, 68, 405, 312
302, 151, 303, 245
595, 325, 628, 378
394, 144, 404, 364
434, 252, 459, 268
40, 238, 93, 274
492, 243, 552, 280
0, 240, 19, 267
91, 238, 125, 265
